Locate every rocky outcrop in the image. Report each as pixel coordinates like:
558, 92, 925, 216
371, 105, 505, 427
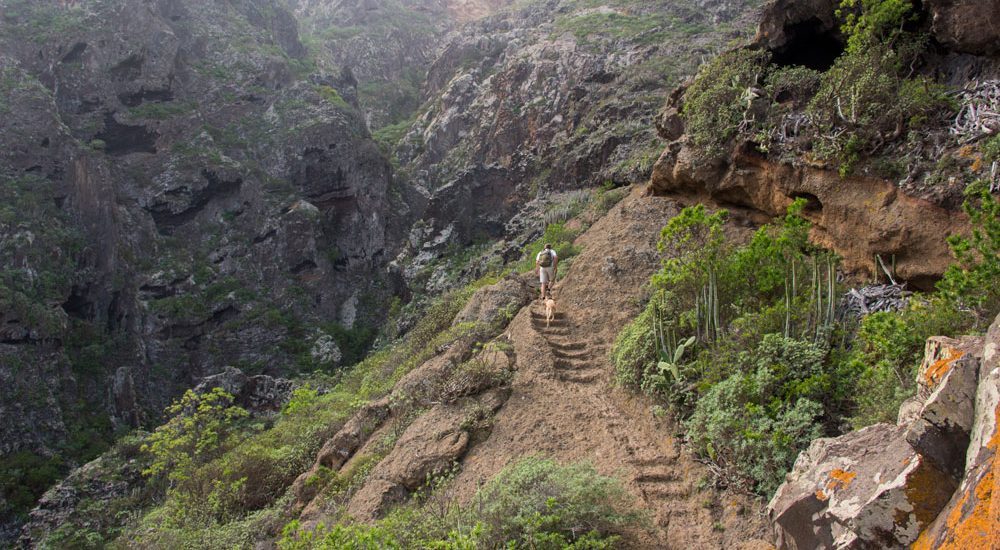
286, 0, 511, 127
386, 0, 763, 295
290, 277, 520, 522
193, 366, 295, 414
926, 0, 1000, 56
651, 143, 969, 288
452, 274, 532, 327
768, 315, 1000, 549
18, 437, 152, 549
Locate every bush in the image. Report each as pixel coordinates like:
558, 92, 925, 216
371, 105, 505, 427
684, 335, 828, 494
473, 456, 638, 547
806, 37, 951, 174
141, 387, 249, 486
611, 299, 657, 388
681, 49, 770, 158
937, 180, 1000, 327
278, 456, 639, 549
849, 297, 973, 427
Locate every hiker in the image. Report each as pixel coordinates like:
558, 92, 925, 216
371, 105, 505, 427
535, 243, 558, 300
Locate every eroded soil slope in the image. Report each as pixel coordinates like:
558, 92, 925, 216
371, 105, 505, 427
442, 186, 770, 548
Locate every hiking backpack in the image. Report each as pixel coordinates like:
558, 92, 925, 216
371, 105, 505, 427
538, 249, 553, 267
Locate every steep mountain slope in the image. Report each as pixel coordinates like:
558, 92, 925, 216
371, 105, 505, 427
284, 0, 512, 127
389, 0, 765, 293
277, 186, 771, 548
0, 0, 403, 533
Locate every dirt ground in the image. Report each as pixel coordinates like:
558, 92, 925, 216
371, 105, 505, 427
441, 186, 773, 549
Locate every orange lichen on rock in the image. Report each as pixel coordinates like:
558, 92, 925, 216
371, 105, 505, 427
924, 350, 964, 388
826, 469, 857, 492
912, 405, 1000, 550
815, 489, 829, 501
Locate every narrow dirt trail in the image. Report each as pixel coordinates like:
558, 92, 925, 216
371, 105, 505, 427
444, 187, 770, 548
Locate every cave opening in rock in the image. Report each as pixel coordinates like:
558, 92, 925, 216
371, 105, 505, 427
771, 18, 843, 71
790, 191, 823, 215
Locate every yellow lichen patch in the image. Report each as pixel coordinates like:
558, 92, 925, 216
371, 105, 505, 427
826, 469, 857, 492
912, 405, 1000, 550
815, 489, 829, 502
924, 350, 964, 388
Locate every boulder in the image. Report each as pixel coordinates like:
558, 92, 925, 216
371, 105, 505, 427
291, 397, 392, 507
452, 274, 532, 328
910, 315, 1000, 549
926, 0, 1000, 56
768, 423, 956, 549
905, 336, 982, 481
770, 315, 1000, 549
345, 404, 471, 521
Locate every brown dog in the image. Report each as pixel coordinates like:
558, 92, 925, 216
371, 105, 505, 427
544, 298, 556, 327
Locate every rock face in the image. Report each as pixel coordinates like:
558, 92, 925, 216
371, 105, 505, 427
390, 0, 763, 293
651, 143, 969, 288
926, 0, 1000, 56
0, 0, 402, 532
286, 0, 512, 127
768, 316, 1000, 549
193, 366, 295, 414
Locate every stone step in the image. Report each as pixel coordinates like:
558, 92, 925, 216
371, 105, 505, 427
558, 371, 601, 384
644, 486, 690, 499
552, 347, 590, 360
531, 311, 565, 319
554, 358, 593, 370
634, 471, 681, 483
549, 340, 587, 351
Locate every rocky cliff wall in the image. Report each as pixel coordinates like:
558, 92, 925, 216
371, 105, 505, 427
650, 0, 1000, 288
0, 0, 403, 531
390, 0, 763, 293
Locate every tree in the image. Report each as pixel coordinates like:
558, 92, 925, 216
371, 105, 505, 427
141, 387, 249, 486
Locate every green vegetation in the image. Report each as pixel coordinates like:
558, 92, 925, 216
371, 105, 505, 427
937, 180, 1000, 328
141, 388, 250, 486
681, 49, 769, 158
612, 198, 990, 494
0, 452, 63, 524
278, 456, 640, 549
681, 0, 955, 177
1, 0, 88, 42
115, 276, 505, 547
316, 85, 351, 111
0, 173, 81, 336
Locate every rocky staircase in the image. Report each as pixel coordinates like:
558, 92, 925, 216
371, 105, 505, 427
530, 301, 706, 536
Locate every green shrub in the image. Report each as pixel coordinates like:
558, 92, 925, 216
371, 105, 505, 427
937, 180, 1000, 327
849, 297, 973, 427
837, 0, 917, 54
806, 38, 952, 174
472, 456, 638, 547
278, 456, 638, 549
0, 451, 63, 523
681, 49, 770, 158
611, 299, 657, 388
141, 387, 249, 486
